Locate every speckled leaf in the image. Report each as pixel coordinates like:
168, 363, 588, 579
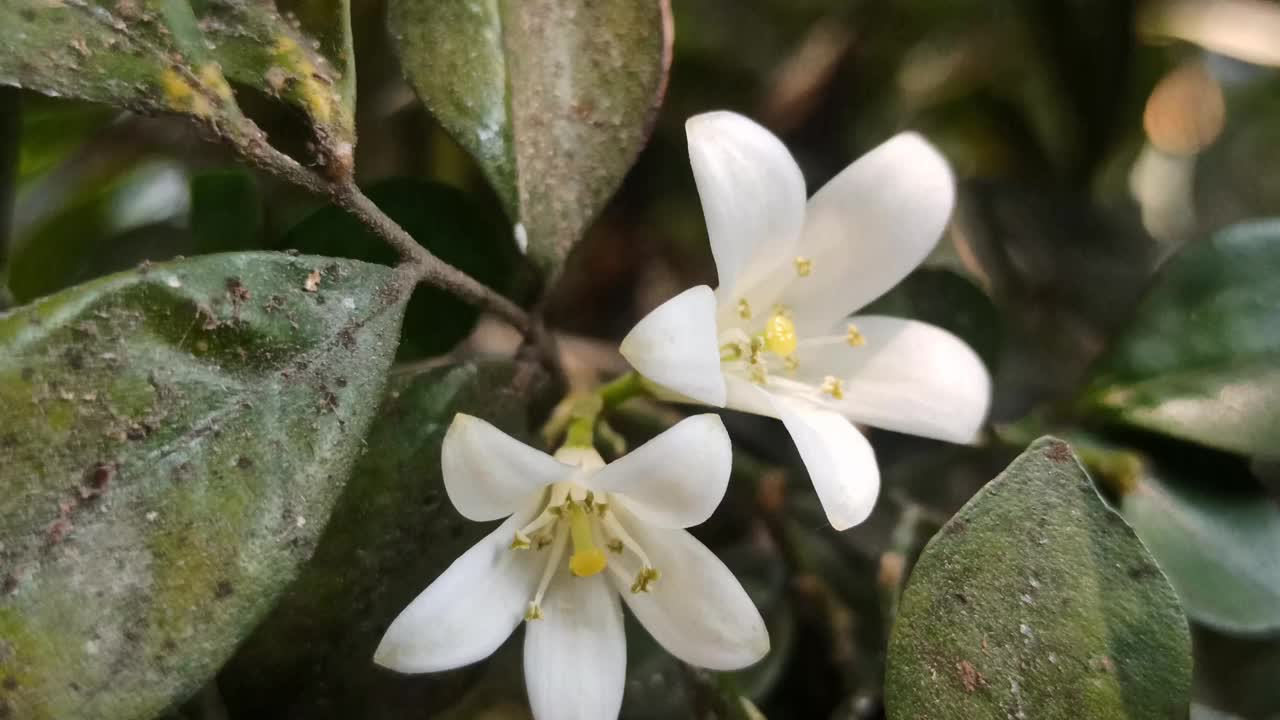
1081, 220, 1280, 457
885, 437, 1192, 720
217, 360, 549, 719
0, 1, 253, 140
388, 0, 672, 279
1118, 463, 1280, 635
0, 252, 406, 720
193, 0, 356, 168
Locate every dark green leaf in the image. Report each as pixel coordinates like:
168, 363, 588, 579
219, 360, 549, 720
1192, 624, 1280, 719
885, 437, 1192, 719
14, 95, 116, 184
0, 252, 406, 719
7, 161, 191, 302
1117, 461, 1280, 635
388, 0, 672, 278
863, 267, 1001, 371
1081, 220, 1280, 457
190, 169, 263, 254
282, 178, 520, 357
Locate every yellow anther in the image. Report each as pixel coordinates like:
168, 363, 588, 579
737, 298, 752, 320
846, 323, 866, 347
630, 567, 661, 594
567, 503, 607, 577
510, 531, 532, 551
765, 312, 798, 357
794, 256, 812, 276
821, 376, 845, 400
524, 602, 544, 621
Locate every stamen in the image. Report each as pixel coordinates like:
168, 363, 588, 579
567, 503, 607, 577
527, 524, 569, 621
512, 486, 568, 549
606, 539, 624, 554
821, 375, 845, 400
764, 311, 797, 357
784, 356, 800, 373
737, 298, 752, 320
846, 323, 865, 347
794, 256, 812, 277
601, 513, 655, 571
720, 343, 743, 362
631, 567, 661, 594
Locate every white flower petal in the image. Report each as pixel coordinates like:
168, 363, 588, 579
588, 414, 731, 528
772, 397, 880, 531
686, 111, 807, 306
620, 285, 727, 406
442, 414, 571, 521
723, 374, 782, 418
781, 132, 955, 332
374, 506, 540, 673
608, 505, 769, 670
524, 572, 626, 720
798, 316, 991, 443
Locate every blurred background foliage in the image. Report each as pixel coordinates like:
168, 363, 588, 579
2, 0, 1279, 718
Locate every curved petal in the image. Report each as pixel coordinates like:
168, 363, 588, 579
524, 571, 626, 720
780, 132, 955, 332
608, 506, 769, 670
374, 506, 540, 673
620, 285, 727, 406
442, 414, 572, 521
797, 316, 991, 443
772, 397, 880, 531
723, 374, 782, 418
588, 414, 731, 528
686, 111, 807, 305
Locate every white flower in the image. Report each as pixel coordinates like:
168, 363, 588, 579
620, 111, 991, 531
374, 413, 769, 720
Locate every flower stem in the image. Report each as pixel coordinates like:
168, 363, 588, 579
556, 372, 652, 451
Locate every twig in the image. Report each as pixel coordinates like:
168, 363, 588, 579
231, 132, 533, 334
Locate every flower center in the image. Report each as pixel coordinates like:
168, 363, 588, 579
719, 299, 866, 393
513, 481, 660, 621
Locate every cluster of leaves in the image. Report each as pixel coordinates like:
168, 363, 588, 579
0, 1, 1278, 720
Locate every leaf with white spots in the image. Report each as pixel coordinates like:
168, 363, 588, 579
885, 437, 1192, 719
0, 252, 405, 719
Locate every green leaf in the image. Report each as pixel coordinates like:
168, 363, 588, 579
282, 178, 520, 358
218, 360, 548, 719
0, 252, 406, 719
885, 437, 1192, 720
0, 1, 251, 137
14, 95, 116, 184
388, 0, 672, 278
1081, 220, 1280, 457
1116, 461, 1280, 635
0, 1, 352, 163
193, 0, 355, 166
7, 160, 192, 302
863, 267, 1001, 370
190, 169, 264, 254
1192, 624, 1280, 719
